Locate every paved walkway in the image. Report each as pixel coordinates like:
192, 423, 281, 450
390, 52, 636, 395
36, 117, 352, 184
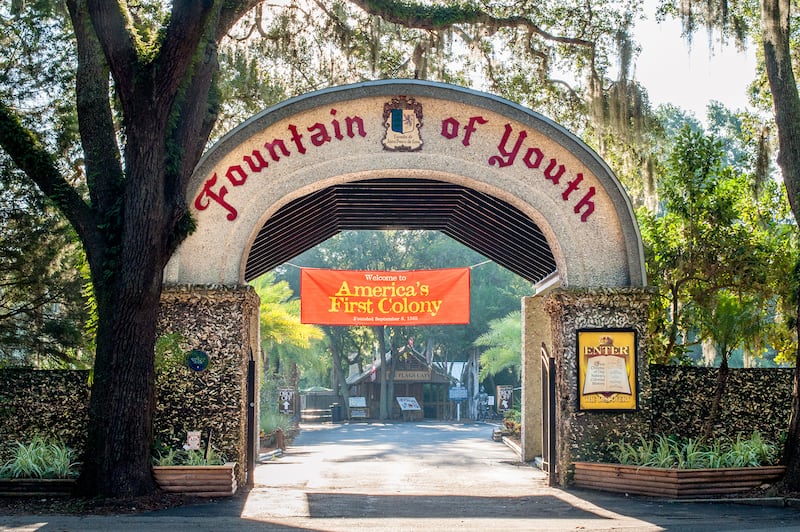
3, 421, 800, 531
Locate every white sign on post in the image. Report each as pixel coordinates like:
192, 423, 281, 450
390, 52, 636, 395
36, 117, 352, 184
185, 430, 201, 451
279, 388, 295, 414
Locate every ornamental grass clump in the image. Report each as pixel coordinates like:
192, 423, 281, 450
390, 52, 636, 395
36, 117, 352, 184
721, 431, 778, 467
613, 430, 778, 469
0, 437, 80, 479
152, 447, 227, 466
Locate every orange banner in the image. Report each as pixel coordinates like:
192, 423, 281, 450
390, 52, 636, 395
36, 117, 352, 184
300, 268, 470, 326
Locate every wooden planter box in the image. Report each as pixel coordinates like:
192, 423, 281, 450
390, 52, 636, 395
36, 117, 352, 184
152, 462, 237, 497
573, 462, 785, 498
0, 478, 77, 496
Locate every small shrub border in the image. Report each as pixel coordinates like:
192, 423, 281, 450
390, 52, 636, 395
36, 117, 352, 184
0, 437, 80, 479
152, 440, 227, 466
612, 430, 778, 469
502, 408, 521, 437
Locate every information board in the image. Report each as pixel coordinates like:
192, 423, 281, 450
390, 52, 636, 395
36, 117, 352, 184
449, 386, 468, 401
348, 396, 367, 408
396, 397, 421, 411
577, 329, 637, 411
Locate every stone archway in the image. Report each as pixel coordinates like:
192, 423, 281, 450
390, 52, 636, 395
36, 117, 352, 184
159, 80, 649, 488
165, 80, 644, 287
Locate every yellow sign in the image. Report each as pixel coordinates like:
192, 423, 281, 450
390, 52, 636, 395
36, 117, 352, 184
578, 329, 637, 411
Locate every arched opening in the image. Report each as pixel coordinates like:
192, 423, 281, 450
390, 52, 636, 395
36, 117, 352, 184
244, 177, 556, 284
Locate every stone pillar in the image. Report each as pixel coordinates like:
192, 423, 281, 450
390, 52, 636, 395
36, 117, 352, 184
520, 295, 549, 462
544, 288, 651, 487
156, 285, 261, 487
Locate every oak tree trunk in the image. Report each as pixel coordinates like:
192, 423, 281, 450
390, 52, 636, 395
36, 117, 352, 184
781, 259, 800, 487
77, 109, 172, 495
761, 0, 800, 490
78, 276, 161, 496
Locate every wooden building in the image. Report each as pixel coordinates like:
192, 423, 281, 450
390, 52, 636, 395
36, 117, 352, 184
347, 348, 454, 420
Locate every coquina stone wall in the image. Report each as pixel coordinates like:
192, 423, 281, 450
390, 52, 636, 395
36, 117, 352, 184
545, 288, 653, 485
1, 285, 260, 489
156, 285, 260, 486
2, 365, 792, 454
0, 290, 794, 490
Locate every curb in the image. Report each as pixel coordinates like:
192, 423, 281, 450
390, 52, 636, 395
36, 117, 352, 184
661, 496, 800, 508
501, 435, 522, 458
257, 449, 283, 463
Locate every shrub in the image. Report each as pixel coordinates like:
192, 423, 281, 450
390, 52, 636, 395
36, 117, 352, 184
612, 431, 778, 469
502, 408, 521, 437
261, 408, 294, 439
152, 447, 227, 466
0, 437, 80, 479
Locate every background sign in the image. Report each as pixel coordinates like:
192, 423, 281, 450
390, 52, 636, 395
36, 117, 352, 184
496, 385, 513, 412
348, 397, 367, 408
300, 268, 470, 326
396, 397, 421, 411
278, 388, 295, 415
449, 386, 468, 401
578, 329, 637, 411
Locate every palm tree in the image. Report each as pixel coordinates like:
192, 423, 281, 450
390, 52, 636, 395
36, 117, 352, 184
251, 272, 323, 375
474, 311, 522, 381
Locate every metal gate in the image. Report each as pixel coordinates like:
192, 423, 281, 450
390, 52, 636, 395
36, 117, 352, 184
541, 343, 557, 485
246, 348, 256, 488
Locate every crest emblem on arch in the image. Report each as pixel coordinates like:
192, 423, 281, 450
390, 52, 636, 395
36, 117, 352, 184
382, 96, 423, 151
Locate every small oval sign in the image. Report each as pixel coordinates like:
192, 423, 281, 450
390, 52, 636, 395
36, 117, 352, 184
186, 349, 210, 372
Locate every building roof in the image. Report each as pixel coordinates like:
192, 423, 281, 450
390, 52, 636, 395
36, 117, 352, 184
347, 345, 454, 386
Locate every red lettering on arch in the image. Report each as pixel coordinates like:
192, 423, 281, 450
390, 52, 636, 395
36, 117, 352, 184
243, 150, 269, 173
226, 165, 247, 186
488, 124, 526, 167
308, 122, 332, 146
575, 187, 596, 222
194, 173, 238, 221
441, 117, 459, 139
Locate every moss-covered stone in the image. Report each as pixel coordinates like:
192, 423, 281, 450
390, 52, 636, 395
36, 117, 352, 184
155, 285, 260, 486
0, 370, 90, 462
649, 365, 792, 445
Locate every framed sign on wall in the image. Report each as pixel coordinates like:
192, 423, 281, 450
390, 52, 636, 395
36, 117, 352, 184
577, 329, 637, 411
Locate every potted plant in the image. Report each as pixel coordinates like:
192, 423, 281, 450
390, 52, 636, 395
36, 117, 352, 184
502, 409, 521, 439
152, 446, 237, 497
0, 437, 80, 495
572, 431, 785, 498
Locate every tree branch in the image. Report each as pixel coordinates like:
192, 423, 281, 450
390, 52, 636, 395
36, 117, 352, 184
66, 0, 124, 218
349, 0, 594, 48
85, 0, 140, 106
156, 0, 217, 103
0, 101, 96, 252
217, 1, 264, 41
163, 1, 263, 251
